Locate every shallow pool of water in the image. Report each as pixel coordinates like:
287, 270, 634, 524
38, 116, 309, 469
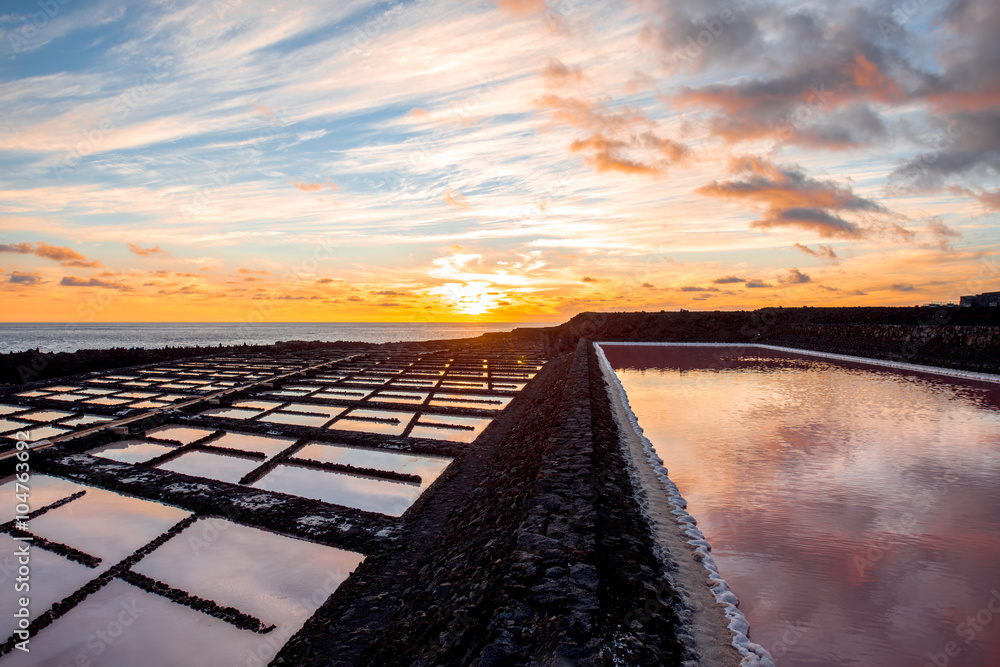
327, 409, 414, 437
295, 442, 451, 491
427, 393, 511, 410
251, 465, 422, 516
2, 579, 272, 667
91, 440, 178, 464
30, 485, 191, 569
0, 533, 97, 641
604, 344, 1000, 667
157, 451, 262, 484
146, 426, 216, 444
368, 391, 429, 405
211, 432, 295, 457
132, 518, 364, 630
0, 474, 85, 521
48, 393, 89, 402
261, 412, 334, 428
199, 407, 263, 420
409, 415, 493, 443
5, 424, 69, 441
18, 410, 74, 422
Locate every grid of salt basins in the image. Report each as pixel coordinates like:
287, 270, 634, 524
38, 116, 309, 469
0, 344, 546, 664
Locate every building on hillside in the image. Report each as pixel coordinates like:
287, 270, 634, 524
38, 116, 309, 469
960, 291, 1000, 307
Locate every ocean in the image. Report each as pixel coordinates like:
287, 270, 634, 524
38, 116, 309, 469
0, 322, 547, 354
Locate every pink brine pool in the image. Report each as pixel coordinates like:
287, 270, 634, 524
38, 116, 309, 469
602, 344, 1000, 667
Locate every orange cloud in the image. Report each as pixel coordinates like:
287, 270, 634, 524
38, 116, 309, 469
793, 243, 838, 260
1, 241, 102, 267
750, 208, 864, 239
290, 179, 338, 193
251, 103, 275, 118
668, 46, 907, 151
977, 190, 1000, 209
127, 242, 169, 257
845, 54, 904, 104
951, 186, 1000, 210
542, 58, 584, 87
494, 0, 546, 16
570, 132, 688, 175
444, 189, 470, 208
537, 94, 644, 133
778, 268, 812, 284
30, 241, 85, 262
238, 268, 270, 275
538, 94, 688, 176
696, 157, 885, 239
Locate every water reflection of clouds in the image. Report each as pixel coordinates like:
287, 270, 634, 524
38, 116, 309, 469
134, 519, 364, 630
610, 346, 1000, 666
31, 487, 191, 569
252, 465, 422, 516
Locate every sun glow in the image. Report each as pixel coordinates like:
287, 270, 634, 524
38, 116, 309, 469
428, 281, 506, 315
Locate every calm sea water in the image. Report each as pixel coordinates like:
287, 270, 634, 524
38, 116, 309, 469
0, 322, 545, 354
604, 345, 1000, 667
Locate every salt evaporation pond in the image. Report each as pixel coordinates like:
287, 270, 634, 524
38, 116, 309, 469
602, 344, 1000, 667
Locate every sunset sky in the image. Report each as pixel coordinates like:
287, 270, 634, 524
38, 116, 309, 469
1, 0, 998, 322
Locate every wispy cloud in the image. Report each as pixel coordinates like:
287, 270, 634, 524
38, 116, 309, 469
127, 242, 169, 257
0, 241, 102, 267
0, 0, 996, 319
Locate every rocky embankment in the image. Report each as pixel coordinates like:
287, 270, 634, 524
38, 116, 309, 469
527, 307, 1000, 374
276, 340, 693, 666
